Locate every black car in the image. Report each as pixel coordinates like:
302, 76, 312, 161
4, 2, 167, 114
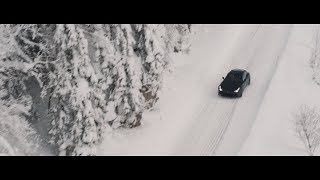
218, 69, 251, 97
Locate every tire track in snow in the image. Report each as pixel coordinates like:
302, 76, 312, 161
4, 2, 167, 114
199, 26, 264, 155
178, 101, 219, 155
175, 25, 293, 156
201, 26, 267, 155
213, 25, 294, 155
199, 32, 262, 155
174, 25, 262, 155
199, 100, 238, 155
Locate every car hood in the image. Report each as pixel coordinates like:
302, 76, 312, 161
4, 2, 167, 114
220, 79, 242, 91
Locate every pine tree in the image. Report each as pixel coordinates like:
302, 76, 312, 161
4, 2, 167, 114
164, 24, 192, 54
48, 24, 106, 156
105, 24, 144, 128
131, 24, 192, 110
0, 24, 40, 155
0, 82, 40, 155
92, 24, 118, 127
132, 24, 168, 109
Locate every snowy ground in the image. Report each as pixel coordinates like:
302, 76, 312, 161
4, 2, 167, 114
98, 24, 301, 155
239, 25, 320, 156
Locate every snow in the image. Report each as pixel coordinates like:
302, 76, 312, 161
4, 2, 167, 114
76, 78, 91, 99
0, 136, 15, 156
239, 25, 320, 156
214, 25, 293, 155
98, 24, 317, 156
98, 24, 282, 155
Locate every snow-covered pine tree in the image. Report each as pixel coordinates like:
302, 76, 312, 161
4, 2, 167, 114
104, 24, 144, 128
0, 25, 15, 60
164, 24, 192, 54
0, 24, 194, 155
0, 58, 40, 156
11, 24, 58, 126
92, 25, 119, 128
48, 24, 106, 156
0, 24, 40, 155
131, 24, 192, 110
0, 82, 40, 155
132, 24, 168, 109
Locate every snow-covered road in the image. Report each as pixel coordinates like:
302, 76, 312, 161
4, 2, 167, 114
98, 25, 294, 155
173, 24, 293, 155
214, 25, 294, 155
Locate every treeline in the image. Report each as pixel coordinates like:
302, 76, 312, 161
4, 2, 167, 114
0, 24, 192, 155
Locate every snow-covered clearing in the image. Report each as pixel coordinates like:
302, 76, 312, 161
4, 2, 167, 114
98, 24, 296, 155
239, 25, 320, 156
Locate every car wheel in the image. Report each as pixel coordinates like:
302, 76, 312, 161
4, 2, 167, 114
238, 92, 242, 97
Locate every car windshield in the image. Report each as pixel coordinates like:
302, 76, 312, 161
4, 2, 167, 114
226, 72, 243, 82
